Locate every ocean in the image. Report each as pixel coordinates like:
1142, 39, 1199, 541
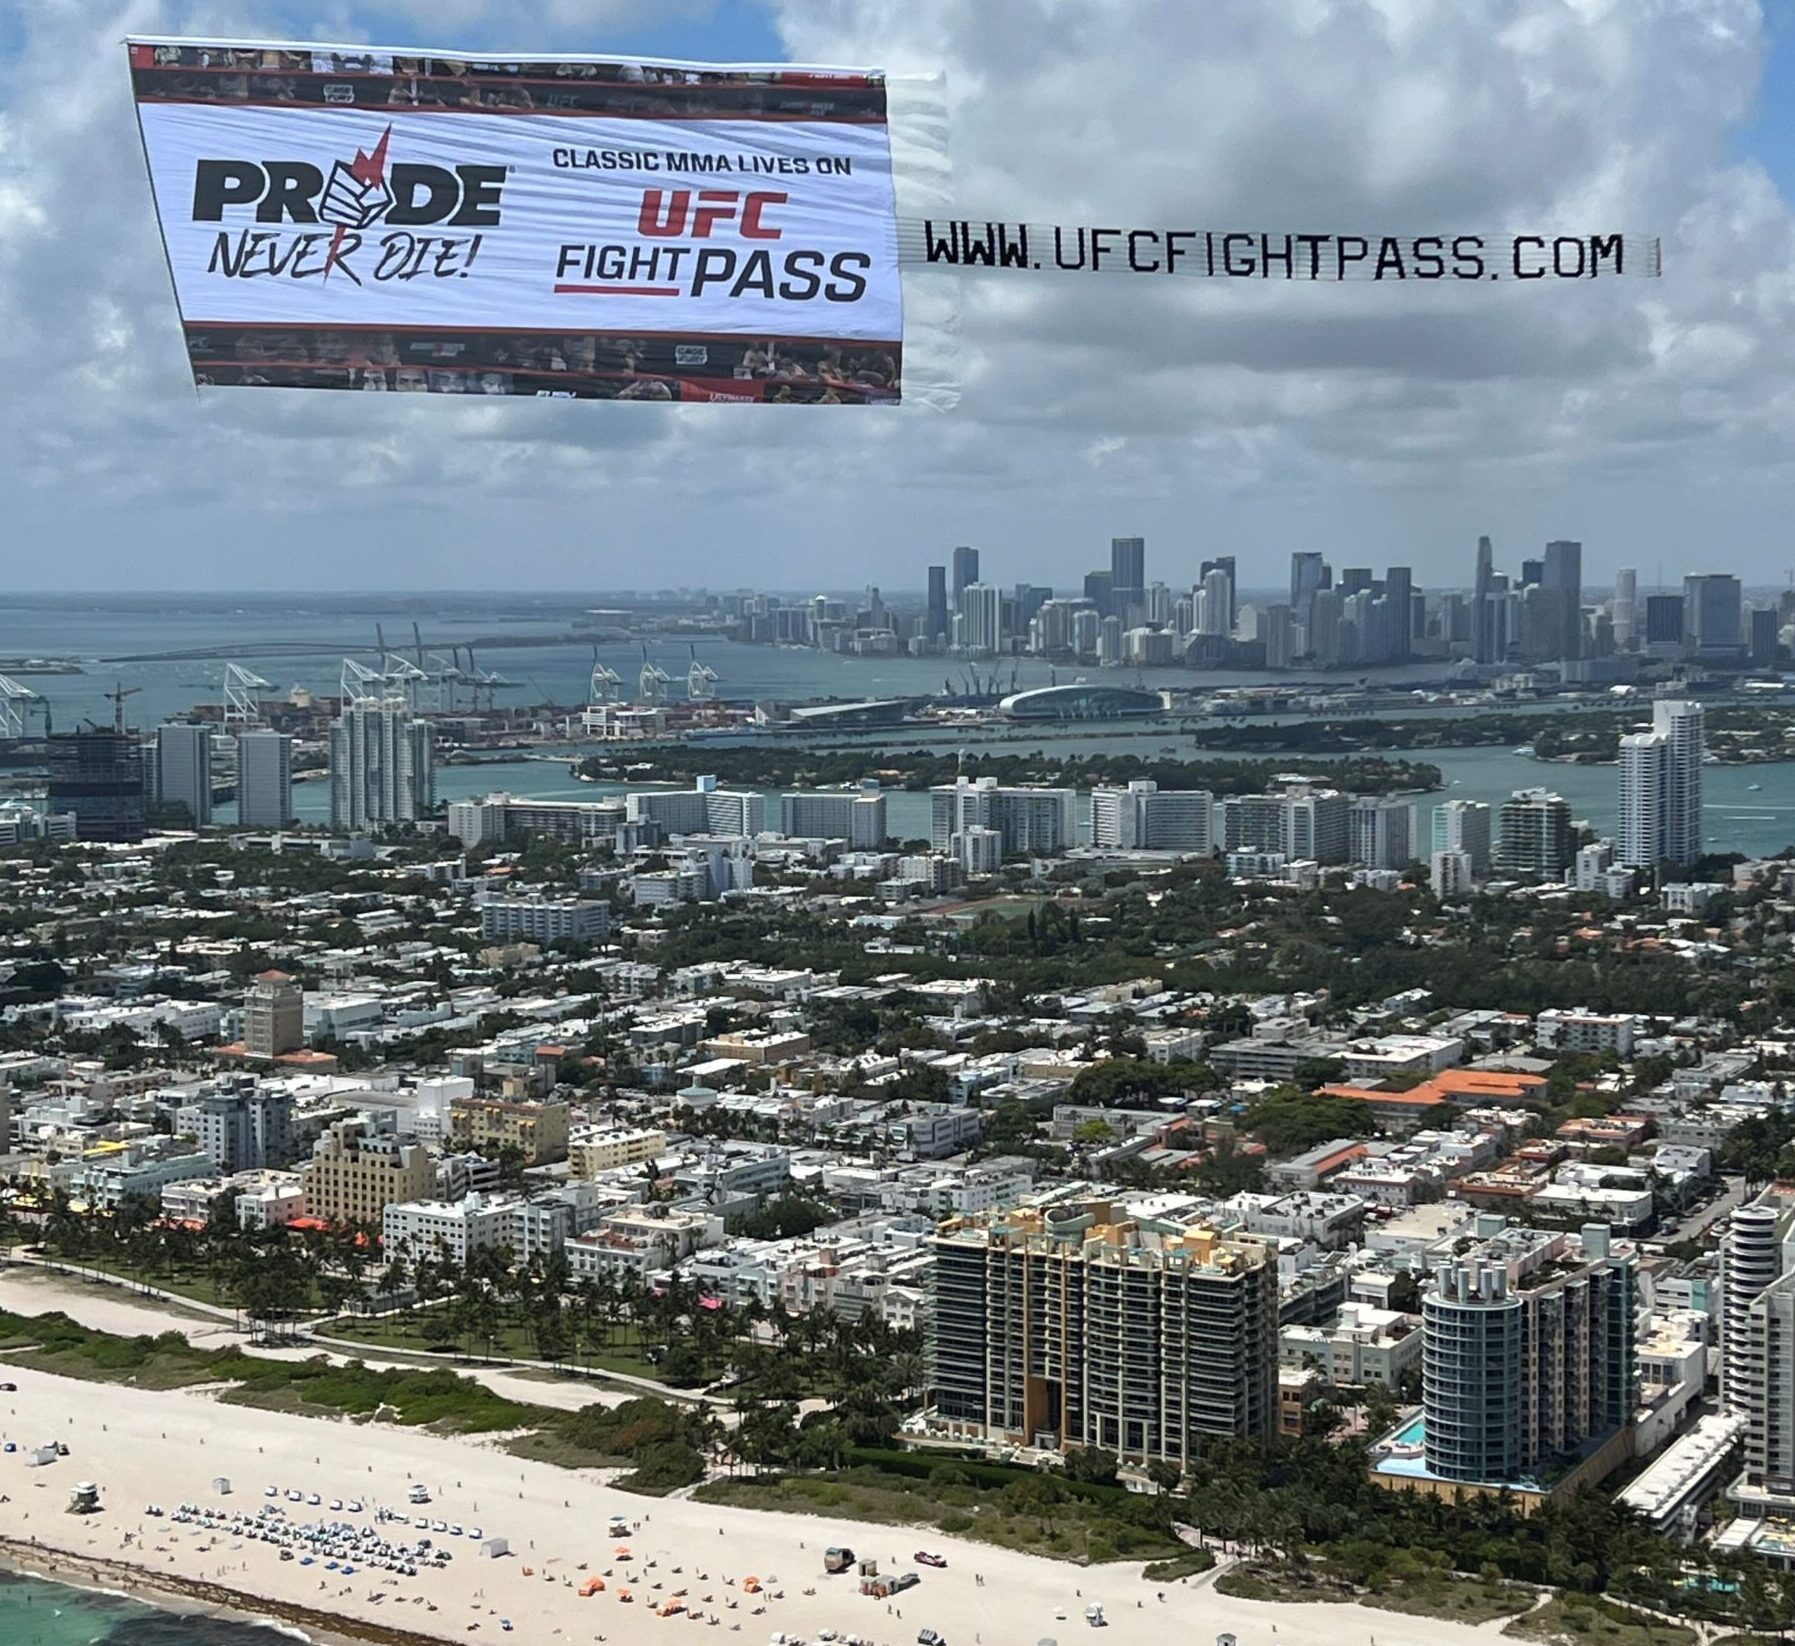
0, 1566, 306, 1646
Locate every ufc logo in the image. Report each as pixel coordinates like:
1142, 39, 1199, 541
637, 189, 787, 239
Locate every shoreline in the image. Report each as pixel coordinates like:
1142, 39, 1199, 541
0, 1536, 442, 1646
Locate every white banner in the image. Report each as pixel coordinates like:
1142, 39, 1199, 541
130, 40, 904, 405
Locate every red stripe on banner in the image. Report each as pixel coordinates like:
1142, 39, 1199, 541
552, 284, 682, 297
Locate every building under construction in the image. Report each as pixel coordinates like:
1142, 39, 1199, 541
46, 731, 146, 842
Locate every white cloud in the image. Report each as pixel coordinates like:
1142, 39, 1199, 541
4, 0, 1795, 589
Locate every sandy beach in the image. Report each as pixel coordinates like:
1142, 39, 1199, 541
0, 1271, 1515, 1646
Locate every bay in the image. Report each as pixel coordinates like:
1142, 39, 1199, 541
0, 1565, 310, 1646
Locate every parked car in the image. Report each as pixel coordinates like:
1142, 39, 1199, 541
914, 1551, 947, 1568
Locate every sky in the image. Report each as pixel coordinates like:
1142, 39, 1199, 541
6, 0, 1795, 596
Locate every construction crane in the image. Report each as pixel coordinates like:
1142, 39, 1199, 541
104, 681, 141, 734
638, 645, 671, 706
222, 663, 272, 727
686, 644, 719, 703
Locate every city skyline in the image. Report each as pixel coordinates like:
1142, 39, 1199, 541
10, 2, 1795, 588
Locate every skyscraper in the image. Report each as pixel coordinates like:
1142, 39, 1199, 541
1683, 574, 1744, 657
244, 969, 304, 1060
1383, 565, 1414, 663
236, 729, 294, 828
961, 582, 1003, 655
1290, 551, 1330, 624
950, 545, 979, 613
1543, 539, 1583, 661
1110, 536, 1146, 609
1473, 536, 1496, 663
156, 723, 212, 826
926, 565, 949, 643
1653, 699, 1704, 867
1196, 567, 1233, 636
1612, 569, 1638, 650
1616, 732, 1669, 871
1644, 593, 1686, 648
1200, 555, 1237, 630
329, 700, 434, 831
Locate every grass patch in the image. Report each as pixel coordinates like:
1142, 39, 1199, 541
1506, 1596, 1698, 1646
1361, 1575, 1533, 1624
694, 1464, 1184, 1565
1214, 1563, 1355, 1604
327, 1313, 670, 1382
1141, 1548, 1216, 1582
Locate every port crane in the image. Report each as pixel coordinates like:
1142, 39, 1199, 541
222, 663, 272, 727
686, 645, 719, 703
0, 674, 49, 741
638, 646, 672, 706
589, 648, 623, 706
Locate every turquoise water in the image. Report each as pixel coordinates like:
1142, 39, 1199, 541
0, 1566, 304, 1644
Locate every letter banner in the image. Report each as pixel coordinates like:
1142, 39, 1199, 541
896, 221, 1661, 282
129, 39, 905, 405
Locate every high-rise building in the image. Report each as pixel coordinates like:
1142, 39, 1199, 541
1420, 1219, 1635, 1486
244, 969, 303, 1060
1281, 785, 1351, 865
1616, 732, 1669, 871
1291, 551, 1330, 625
1090, 781, 1214, 853
1200, 556, 1237, 630
1432, 800, 1493, 878
1644, 593, 1686, 648
1097, 615, 1123, 665
961, 582, 1003, 655
1473, 536, 1497, 663
1110, 536, 1146, 615
1684, 574, 1744, 657
1543, 539, 1583, 661
930, 777, 1077, 856
46, 731, 146, 843
329, 700, 434, 831
950, 545, 979, 613
780, 783, 887, 849
926, 565, 949, 643
930, 1204, 1277, 1466
626, 775, 765, 836
1349, 796, 1415, 870
1382, 566, 1414, 663
1653, 699, 1704, 867
236, 730, 294, 828
1196, 567, 1233, 636
1615, 701, 1704, 873
1719, 1186, 1795, 1519
1261, 603, 1296, 670
1612, 569, 1638, 650
1494, 789, 1575, 879
1749, 605, 1780, 667
156, 724, 212, 826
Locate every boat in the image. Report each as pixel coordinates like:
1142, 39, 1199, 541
1748, 783, 1762, 792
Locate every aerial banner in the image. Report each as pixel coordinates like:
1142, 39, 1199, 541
128, 40, 905, 404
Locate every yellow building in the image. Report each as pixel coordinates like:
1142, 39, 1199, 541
568, 1126, 668, 1178
300, 1118, 435, 1228
447, 1096, 571, 1166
